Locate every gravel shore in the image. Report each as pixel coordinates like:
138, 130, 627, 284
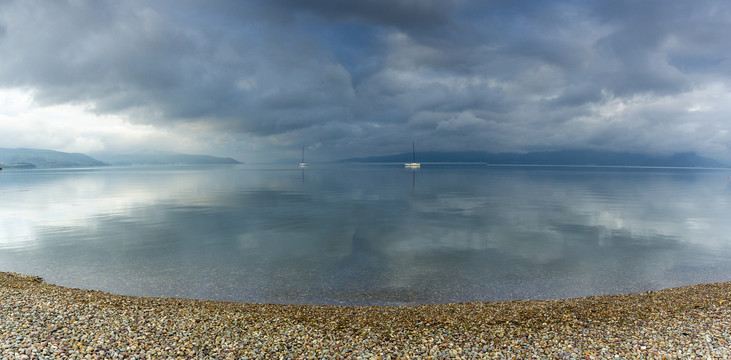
2, 271, 730, 359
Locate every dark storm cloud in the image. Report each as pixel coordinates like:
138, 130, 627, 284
2, 0, 731, 161
263, 0, 456, 30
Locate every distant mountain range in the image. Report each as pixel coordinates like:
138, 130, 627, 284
2, 147, 724, 169
0, 148, 242, 168
341, 150, 727, 168
0, 148, 106, 168
94, 151, 242, 166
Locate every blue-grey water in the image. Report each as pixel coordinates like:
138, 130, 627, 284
1, 164, 731, 305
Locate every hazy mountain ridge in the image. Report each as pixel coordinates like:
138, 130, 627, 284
0, 148, 242, 168
95, 152, 242, 165
0, 148, 107, 168
341, 150, 727, 168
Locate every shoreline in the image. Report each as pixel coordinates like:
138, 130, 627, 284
2, 272, 730, 358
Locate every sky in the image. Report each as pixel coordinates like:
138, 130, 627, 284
2, 0, 731, 163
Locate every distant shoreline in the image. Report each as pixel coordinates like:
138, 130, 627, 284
340, 149, 728, 168
2, 271, 730, 358
337, 161, 731, 169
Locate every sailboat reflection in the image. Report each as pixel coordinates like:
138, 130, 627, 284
412, 169, 416, 190
406, 165, 418, 190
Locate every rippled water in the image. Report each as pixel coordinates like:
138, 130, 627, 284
1, 164, 731, 305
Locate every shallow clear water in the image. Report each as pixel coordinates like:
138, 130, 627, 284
1, 164, 731, 305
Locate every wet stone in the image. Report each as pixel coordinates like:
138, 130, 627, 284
1, 271, 731, 358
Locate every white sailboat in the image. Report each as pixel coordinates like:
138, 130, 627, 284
299, 147, 309, 167
404, 141, 420, 168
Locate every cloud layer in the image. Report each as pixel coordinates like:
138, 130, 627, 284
1, 0, 731, 162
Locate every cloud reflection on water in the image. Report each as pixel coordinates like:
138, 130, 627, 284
1, 165, 730, 305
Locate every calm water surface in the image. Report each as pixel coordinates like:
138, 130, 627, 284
1, 164, 731, 305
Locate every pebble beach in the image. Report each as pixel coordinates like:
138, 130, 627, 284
2, 272, 731, 359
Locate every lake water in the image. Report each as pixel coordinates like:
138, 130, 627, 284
1, 164, 731, 305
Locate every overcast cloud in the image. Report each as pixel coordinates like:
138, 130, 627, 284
2, 0, 731, 163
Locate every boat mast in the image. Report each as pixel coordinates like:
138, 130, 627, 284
302, 147, 305, 163
412, 141, 416, 163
